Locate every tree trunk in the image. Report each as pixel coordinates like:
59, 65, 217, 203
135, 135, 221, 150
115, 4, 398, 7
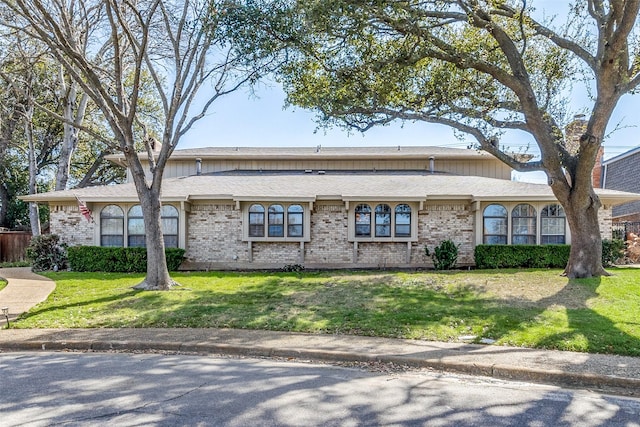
561, 195, 608, 278
26, 111, 41, 236
55, 80, 88, 191
0, 184, 9, 228
132, 191, 177, 290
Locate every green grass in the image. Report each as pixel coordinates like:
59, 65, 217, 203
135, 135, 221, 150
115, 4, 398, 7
0, 278, 7, 292
11, 268, 640, 356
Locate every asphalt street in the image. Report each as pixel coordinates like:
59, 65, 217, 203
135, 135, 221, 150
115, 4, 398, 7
1, 351, 640, 426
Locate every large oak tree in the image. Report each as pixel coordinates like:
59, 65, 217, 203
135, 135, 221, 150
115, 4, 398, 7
281, 0, 640, 278
2, 0, 284, 288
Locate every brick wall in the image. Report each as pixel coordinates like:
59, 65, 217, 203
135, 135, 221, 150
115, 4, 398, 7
50, 205, 96, 247
416, 203, 475, 266
185, 203, 247, 266
305, 203, 352, 264
49, 200, 615, 269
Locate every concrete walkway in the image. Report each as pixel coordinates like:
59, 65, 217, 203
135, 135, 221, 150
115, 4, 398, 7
0, 267, 55, 326
1, 267, 640, 396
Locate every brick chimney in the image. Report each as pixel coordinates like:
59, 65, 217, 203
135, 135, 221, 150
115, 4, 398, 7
564, 114, 603, 188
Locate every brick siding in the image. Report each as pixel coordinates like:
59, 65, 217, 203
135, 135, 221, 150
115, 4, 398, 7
49, 201, 615, 269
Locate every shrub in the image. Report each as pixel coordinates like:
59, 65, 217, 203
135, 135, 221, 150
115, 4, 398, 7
425, 240, 459, 270
26, 234, 68, 272
602, 238, 625, 267
67, 246, 185, 272
474, 245, 570, 269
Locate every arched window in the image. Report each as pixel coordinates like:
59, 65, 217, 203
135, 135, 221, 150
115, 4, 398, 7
127, 205, 145, 247
287, 204, 304, 237
161, 205, 179, 248
483, 204, 508, 244
375, 204, 391, 237
395, 204, 411, 237
268, 204, 284, 237
100, 205, 124, 247
355, 204, 371, 237
248, 204, 265, 237
541, 204, 566, 244
512, 204, 537, 244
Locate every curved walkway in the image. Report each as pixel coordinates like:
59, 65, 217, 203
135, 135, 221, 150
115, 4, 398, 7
0, 267, 55, 326
1, 267, 640, 396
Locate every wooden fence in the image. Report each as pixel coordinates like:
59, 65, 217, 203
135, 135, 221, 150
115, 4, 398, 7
0, 231, 32, 263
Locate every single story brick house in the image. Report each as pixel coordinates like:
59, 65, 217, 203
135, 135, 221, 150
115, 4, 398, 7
21, 146, 640, 269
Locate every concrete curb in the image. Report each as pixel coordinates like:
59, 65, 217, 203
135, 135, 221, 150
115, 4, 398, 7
2, 338, 639, 395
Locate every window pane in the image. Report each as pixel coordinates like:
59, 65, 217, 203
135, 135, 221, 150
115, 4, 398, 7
161, 205, 178, 217
249, 224, 264, 237
101, 235, 123, 247
484, 235, 507, 244
128, 205, 143, 217
101, 218, 124, 235
512, 235, 536, 245
128, 218, 145, 235
162, 218, 178, 235
484, 204, 507, 217
484, 217, 507, 235
163, 235, 178, 248
101, 205, 123, 217
288, 224, 303, 237
128, 235, 146, 247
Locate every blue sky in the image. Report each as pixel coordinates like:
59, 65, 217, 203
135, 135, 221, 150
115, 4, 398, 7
180, 1, 640, 184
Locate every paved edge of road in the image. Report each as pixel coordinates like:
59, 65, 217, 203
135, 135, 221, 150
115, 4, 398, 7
2, 336, 640, 396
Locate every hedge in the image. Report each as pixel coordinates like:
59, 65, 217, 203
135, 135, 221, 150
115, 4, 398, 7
67, 246, 185, 272
474, 245, 570, 269
475, 239, 625, 269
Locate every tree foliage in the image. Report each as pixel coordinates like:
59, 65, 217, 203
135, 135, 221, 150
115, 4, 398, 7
281, 0, 640, 278
2, 0, 286, 289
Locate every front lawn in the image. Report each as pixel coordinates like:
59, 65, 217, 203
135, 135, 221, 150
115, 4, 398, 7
12, 268, 640, 356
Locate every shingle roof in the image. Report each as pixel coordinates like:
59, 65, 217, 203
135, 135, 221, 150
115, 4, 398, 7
22, 171, 640, 206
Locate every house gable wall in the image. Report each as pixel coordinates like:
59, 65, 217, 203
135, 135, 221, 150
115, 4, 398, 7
603, 151, 640, 220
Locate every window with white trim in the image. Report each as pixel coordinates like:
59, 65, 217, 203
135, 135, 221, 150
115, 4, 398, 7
127, 205, 145, 247
355, 204, 372, 237
395, 204, 412, 237
248, 204, 265, 237
268, 204, 285, 237
100, 204, 179, 248
512, 204, 537, 244
100, 205, 124, 247
351, 202, 417, 241
161, 205, 179, 248
541, 204, 566, 244
483, 204, 508, 244
287, 205, 304, 237
245, 202, 308, 241
375, 204, 391, 237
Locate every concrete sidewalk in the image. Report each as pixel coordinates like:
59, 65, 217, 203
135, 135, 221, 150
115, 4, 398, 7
1, 267, 640, 395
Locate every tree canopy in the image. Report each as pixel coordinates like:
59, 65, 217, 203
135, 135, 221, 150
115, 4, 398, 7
281, 0, 640, 278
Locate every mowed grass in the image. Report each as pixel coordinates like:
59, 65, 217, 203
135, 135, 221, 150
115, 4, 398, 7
12, 268, 640, 356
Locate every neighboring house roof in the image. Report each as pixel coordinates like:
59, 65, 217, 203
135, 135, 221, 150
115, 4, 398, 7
105, 146, 530, 163
21, 171, 640, 206
602, 145, 640, 166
